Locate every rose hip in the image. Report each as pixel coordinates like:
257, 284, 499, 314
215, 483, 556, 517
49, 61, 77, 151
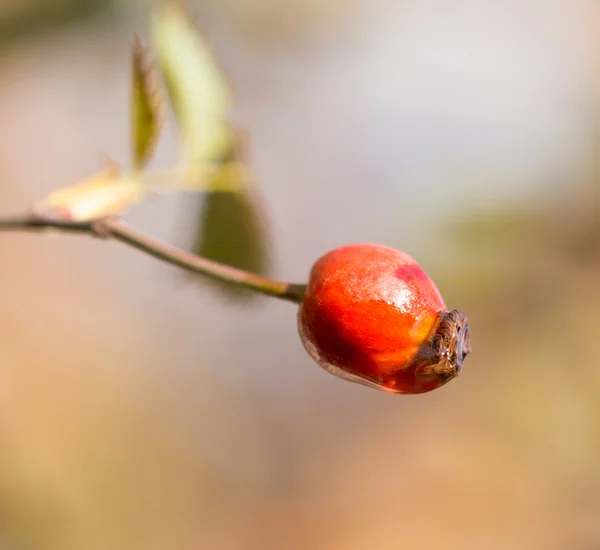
298, 244, 471, 394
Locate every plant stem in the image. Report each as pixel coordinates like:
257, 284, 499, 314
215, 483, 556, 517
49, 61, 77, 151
0, 215, 306, 304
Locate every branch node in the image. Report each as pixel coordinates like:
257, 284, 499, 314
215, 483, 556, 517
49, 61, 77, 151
90, 217, 115, 239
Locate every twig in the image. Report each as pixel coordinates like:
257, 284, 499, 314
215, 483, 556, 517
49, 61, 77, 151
0, 214, 307, 304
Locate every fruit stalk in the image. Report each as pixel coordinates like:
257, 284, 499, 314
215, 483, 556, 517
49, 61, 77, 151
0, 214, 307, 304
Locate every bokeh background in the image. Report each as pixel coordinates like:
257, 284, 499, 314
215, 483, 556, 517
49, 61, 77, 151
1, 0, 600, 548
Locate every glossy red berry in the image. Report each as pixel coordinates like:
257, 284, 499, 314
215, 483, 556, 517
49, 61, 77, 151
298, 244, 471, 394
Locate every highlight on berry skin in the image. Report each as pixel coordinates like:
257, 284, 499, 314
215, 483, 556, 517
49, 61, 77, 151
297, 243, 471, 394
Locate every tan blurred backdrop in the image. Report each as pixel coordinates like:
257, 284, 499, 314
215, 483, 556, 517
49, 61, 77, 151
1, 0, 600, 549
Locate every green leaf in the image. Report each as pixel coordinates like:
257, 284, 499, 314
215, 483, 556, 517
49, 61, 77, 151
33, 164, 147, 221
150, 1, 270, 300
149, 0, 235, 168
193, 180, 270, 301
131, 33, 162, 170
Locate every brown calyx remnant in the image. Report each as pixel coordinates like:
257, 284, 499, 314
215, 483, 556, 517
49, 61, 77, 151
414, 309, 471, 383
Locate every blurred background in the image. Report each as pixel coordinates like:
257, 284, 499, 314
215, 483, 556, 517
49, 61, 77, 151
1, 0, 600, 548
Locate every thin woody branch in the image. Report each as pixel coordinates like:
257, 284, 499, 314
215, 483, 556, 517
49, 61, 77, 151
0, 214, 306, 304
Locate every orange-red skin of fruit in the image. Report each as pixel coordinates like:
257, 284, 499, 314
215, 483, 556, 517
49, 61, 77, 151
298, 243, 450, 394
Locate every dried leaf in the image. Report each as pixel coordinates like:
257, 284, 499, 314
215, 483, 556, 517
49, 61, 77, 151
132, 33, 162, 170
149, 0, 235, 168
33, 166, 146, 221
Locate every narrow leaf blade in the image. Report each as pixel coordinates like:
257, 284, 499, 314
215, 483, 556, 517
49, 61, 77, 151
132, 33, 162, 170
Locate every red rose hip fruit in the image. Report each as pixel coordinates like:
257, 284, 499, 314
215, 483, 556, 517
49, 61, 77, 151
298, 244, 471, 394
